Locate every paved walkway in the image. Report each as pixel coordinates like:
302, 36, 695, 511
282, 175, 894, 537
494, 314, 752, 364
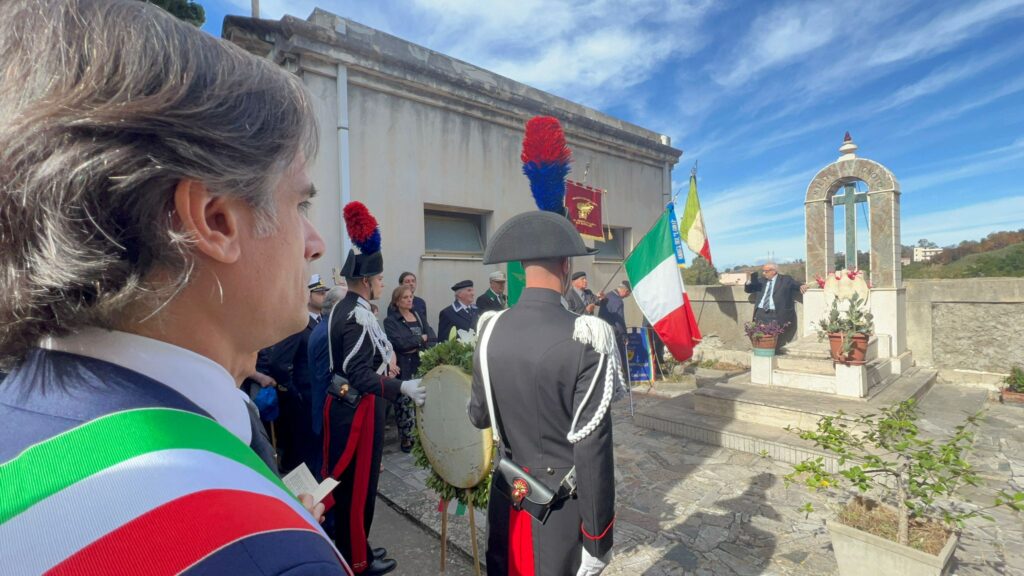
378, 381, 1023, 575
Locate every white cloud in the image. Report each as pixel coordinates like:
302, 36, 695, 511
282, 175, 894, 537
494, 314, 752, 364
900, 139, 1024, 192
901, 195, 1024, 247
710, 3, 846, 87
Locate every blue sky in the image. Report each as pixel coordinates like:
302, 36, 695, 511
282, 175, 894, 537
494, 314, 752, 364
201, 0, 1024, 268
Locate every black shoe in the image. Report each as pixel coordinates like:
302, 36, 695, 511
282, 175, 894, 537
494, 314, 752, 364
362, 557, 397, 576
373, 547, 387, 560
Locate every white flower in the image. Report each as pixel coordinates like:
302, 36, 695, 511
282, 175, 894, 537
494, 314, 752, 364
456, 329, 477, 346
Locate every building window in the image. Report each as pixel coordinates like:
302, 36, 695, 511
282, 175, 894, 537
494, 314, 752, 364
594, 227, 629, 262
424, 209, 484, 256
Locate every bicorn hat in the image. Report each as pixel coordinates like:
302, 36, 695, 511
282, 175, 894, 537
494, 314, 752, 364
340, 202, 384, 278
483, 117, 599, 265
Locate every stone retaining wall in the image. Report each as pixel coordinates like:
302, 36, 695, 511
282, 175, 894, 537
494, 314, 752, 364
687, 278, 1024, 380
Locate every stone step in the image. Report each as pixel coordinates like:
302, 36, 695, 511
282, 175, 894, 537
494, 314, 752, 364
775, 354, 835, 375
770, 368, 836, 394
633, 393, 844, 472
779, 335, 829, 357
690, 367, 937, 430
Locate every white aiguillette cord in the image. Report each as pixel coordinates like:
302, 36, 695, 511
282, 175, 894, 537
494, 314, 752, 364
478, 310, 509, 443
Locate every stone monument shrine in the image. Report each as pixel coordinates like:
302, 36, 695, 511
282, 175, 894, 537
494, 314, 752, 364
749, 133, 913, 397
634, 135, 937, 469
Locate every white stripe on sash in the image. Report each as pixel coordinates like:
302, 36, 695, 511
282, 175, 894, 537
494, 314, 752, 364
1, 449, 333, 574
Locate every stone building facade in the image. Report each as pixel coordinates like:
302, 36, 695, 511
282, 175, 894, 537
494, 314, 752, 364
223, 9, 681, 325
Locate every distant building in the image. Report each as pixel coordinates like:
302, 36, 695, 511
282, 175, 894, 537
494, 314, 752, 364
223, 9, 681, 325
900, 257, 912, 266
913, 247, 943, 262
718, 273, 748, 286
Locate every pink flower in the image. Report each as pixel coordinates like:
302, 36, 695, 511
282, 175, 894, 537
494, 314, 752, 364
814, 274, 826, 289
846, 268, 859, 280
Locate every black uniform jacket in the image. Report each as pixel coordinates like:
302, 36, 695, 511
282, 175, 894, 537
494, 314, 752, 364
266, 315, 317, 399
437, 302, 479, 341
469, 288, 615, 560
329, 292, 402, 402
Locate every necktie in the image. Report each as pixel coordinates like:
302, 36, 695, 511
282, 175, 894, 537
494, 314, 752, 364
759, 278, 775, 311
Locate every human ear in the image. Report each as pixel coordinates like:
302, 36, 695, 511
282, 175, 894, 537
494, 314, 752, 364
173, 179, 243, 264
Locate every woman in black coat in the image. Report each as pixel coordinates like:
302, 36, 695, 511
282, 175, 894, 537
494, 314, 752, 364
383, 285, 436, 451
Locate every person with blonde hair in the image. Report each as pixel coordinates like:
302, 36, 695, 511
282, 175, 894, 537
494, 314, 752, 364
0, 1, 351, 573
384, 285, 436, 452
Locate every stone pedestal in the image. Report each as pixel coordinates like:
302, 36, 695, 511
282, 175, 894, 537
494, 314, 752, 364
835, 363, 869, 398
867, 288, 910, 373
750, 351, 776, 385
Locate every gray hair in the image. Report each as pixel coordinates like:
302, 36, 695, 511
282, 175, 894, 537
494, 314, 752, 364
0, 0, 318, 368
322, 287, 347, 314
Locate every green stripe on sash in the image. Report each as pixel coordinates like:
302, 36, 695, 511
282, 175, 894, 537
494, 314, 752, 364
0, 408, 286, 524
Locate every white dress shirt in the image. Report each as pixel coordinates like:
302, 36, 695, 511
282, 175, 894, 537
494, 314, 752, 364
41, 328, 252, 444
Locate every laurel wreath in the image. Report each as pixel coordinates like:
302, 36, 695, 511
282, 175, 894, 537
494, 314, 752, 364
412, 339, 491, 509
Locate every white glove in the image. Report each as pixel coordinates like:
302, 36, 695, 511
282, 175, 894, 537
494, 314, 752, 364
400, 379, 426, 406
576, 548, 612, 576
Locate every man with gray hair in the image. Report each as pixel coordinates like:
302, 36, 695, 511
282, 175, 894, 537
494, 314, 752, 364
745, 262, 808, 351
0, 1, 351, 573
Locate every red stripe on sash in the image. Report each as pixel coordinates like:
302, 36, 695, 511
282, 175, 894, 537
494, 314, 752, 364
48, 489, 318, 576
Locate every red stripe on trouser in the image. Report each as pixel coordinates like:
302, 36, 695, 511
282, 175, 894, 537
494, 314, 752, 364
323, 395, 376, 573
348, 395, 376, 573
49, 489, 318, 575
322, 396, 371, 511
508, 465, 535, 576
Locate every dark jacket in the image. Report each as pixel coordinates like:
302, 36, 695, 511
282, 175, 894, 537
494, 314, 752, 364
564, 286, 597, 315
597, 290, 627, 335
469, 288, 614, 574
266, 316, 318, 400
476, 289, 507, 313
307, 318, 330, 436
384, 309, 436, 379
745, 273, 802, 319
329, 292, 403, 402
437, 302, 479, 341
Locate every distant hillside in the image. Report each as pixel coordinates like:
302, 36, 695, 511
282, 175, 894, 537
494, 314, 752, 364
904, 242, 1024, 279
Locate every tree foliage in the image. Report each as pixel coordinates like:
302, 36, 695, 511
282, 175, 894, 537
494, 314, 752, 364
785, 400, 1023, 548
142, 0, 205, 27
682, 256, 720, 286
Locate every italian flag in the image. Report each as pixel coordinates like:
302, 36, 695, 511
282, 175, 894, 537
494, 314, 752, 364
625, 209, 702, 361
680, 173, 713, 266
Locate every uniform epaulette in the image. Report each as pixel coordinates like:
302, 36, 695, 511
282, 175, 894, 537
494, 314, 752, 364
572, 315, 617, 356
350, 305, 376, 328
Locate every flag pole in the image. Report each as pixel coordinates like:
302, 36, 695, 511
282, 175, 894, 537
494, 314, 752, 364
594, 204, 673, 296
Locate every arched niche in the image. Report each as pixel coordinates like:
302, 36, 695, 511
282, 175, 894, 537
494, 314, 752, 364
804, 141, 901, 289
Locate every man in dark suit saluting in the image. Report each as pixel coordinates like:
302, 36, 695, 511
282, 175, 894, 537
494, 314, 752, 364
744, 262, 808, 351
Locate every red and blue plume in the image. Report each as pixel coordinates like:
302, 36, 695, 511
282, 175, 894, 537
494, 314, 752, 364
343, 201, 381, 254
521, 116, 571, 213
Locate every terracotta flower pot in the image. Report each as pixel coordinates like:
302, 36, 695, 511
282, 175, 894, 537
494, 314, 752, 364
751, 335, 777, 350
828, 333, 869, 365
1000, 388, 1024, 404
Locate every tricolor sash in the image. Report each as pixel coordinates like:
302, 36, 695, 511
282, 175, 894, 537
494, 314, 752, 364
0, 408, 351, 575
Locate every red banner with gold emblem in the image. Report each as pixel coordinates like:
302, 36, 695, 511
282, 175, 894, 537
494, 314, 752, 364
566, 181, 604, 240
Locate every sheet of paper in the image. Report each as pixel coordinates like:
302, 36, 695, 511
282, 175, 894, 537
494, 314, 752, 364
282, 464, 339, 504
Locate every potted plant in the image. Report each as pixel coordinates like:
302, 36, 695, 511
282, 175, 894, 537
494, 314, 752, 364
816, 292, 874, 365
744, 320, 789, 350
785, 400, 1022, 576
999, 366, 1024, 404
